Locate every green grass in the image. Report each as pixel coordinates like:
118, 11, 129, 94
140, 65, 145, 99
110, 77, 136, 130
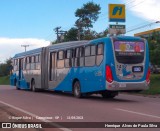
140, 74, 160, 95
0, 76, 10, 85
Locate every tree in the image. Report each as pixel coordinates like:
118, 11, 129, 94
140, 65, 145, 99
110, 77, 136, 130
147, 31, 160, 65
83, 30, 97, 40
96, 29, 109, 38
81, 29, 108, 40
75, 2, 101, 40
64, 27, 78, 42
0, 58, 12, 77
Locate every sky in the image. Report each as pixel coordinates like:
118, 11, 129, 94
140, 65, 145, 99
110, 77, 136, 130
0, 0, 160, 62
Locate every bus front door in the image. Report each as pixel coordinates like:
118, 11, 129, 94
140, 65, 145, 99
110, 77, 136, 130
17, 58, 23, 87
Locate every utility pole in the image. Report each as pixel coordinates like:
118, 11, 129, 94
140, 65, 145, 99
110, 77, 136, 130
59, 30, 67, 42
21, 45, 29, 52
54, 27, 67, 43
54, 27, 61, 43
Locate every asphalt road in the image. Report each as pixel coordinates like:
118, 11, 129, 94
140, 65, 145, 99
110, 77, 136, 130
0, 85, 160, 131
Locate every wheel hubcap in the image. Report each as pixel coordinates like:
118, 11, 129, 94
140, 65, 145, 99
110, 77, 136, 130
75, 83, 80, 96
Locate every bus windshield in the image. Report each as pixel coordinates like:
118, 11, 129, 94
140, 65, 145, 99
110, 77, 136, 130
114, 41, 145, 64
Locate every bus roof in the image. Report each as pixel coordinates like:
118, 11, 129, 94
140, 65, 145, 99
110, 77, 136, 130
13, 47, 43, 58
12, 41, 89, 59
48, 40, 89, 51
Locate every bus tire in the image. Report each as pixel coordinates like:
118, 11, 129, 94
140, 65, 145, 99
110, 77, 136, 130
16, 80, 20, 90
101, 91, 118, 99
73, 81, 82, 98
31, 80, 38, 92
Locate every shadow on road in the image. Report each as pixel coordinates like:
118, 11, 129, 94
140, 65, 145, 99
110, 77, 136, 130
34, 89, 138, 103
11, 86, 138, 103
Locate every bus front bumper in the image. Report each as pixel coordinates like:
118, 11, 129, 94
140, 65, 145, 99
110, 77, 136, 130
106, 80, 149, 91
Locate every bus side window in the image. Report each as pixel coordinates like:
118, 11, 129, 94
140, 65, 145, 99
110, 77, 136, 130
16, 59, 18, 71
65, 49, 72, 68
72, 49, 75, 67
23, 58, 26, 70
35, 55, 40, 70
17, 59, 19, 70
57, 50, 64, 69
74, 47, 80, 67
96, 43, 104, 65
79, 47, 84, 66
50, 52, 56, 81
85, 46, 90, 57
91, 45, 96, 56
26, 57, 31, 70
85, 45, 96, 66
14, 59, 17, 71
20, 58, 23, 70
31, 56, 35, 70
35, 55, 40, 63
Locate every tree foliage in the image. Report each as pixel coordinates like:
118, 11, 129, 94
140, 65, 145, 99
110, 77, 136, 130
64, 27, 78, 42
0, 58, 12, 77
147, 32, 160, 65
81, 29, 109, 40
60, 27, 108, 42
75, 2, 101, 30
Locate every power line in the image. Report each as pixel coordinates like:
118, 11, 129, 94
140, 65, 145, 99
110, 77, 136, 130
125, 0, 136, 5
126, 21, 160, 33
127, 18, 156, 31
126, 0, 145, 9
44, 31, 54, 40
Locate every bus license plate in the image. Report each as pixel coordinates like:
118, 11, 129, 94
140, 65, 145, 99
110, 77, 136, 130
119, 83, 126, 88
132, 66, 143, 73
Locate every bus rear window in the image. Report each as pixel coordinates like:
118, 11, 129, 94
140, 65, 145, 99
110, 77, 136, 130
114, 41, 145, 64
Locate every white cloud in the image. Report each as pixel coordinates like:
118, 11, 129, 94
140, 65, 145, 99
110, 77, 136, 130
126, 0, 160, 21
0, 37, 50, 63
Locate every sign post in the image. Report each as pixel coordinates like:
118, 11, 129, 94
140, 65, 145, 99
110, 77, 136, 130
108, 4, 126, 35
109, 4, 125, 22
109, 25, 126, 35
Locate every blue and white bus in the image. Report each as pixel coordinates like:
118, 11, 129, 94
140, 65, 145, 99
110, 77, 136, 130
10, 36, 150, 98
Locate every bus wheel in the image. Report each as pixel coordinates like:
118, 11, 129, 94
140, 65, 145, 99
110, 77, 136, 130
31, 80, 37, 92
16, 81, 20, 90
73, 81, 82, 98
101, 91, 118, 99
